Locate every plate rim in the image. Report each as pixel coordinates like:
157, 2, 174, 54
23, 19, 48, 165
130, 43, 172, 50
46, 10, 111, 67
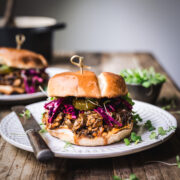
0, 100, 177, 159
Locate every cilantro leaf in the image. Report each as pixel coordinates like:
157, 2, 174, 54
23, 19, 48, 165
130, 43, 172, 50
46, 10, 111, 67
158, 127, 166, 136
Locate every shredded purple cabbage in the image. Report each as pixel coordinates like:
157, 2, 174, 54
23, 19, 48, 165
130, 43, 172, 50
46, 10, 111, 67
44, 98, 64, 123
21, 69, 45, 94
94, 107, 122, 127
63, 104, 77, 119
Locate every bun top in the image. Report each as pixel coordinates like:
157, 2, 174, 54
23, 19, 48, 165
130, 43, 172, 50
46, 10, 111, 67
0, 47, 48, 69
47, 70, 128, 98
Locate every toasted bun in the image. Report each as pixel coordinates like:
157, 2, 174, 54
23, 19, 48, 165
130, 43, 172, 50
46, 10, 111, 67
0, 85, 25, 95
47, 122, 133, 146
0, 47, 48, 69
48, 71, 128, 98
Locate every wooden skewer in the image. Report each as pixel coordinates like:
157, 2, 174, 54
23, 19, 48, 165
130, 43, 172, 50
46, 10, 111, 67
70, 55, 91, 74
16, 34, 25, 49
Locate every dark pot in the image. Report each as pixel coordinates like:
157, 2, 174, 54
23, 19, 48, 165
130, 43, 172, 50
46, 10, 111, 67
0, 17, 66, 62
127, 83, 164, 104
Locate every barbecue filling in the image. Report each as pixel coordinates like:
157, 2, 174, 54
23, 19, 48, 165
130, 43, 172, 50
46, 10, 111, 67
42, 97, 133, 138
0, 65, 49, 94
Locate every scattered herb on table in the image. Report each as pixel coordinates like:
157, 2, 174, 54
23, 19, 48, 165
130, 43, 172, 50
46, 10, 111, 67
19, 109, 31, 119
176, 155, 180, 168
144, 120, 155, 131
113, 174, 139, 180
120, 67, 166, 88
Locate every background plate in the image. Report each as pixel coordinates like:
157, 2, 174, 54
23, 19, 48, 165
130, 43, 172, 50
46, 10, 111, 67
0, 67, 68, 103
0, 100, 177, 159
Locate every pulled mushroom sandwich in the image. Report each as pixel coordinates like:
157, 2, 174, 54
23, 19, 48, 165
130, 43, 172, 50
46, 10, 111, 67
42, 55, 134, 146
0, 47, 48, 95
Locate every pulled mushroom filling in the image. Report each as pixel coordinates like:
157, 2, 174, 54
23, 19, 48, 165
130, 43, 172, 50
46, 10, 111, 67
0, 64, 49, 94
42, 96, 133, 138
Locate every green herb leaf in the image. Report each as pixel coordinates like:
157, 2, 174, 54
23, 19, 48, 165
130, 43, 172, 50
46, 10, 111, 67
64, 141, 72, 149
158, 127, 166, 136
129, 174, 139, 180
19, 109, 31, 119
176, 155, 180, 168
124, 138, 130, 146
149, 132, 157, 139
144, 120, 155, 131
120, 67, 166, 88
113, 175, 122, 180
131, 132, 142, 143
39, 128, 47, 133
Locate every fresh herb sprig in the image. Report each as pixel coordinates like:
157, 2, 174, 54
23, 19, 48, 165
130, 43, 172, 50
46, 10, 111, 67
149, 126, 176, 139
39, 122, 47, 133
19, 109, 31, 119
124, 132, 142, 146
120, 67, 166, 88
64, 141, 72, 149
144, 120, 155, 131
113, 173, 139, 180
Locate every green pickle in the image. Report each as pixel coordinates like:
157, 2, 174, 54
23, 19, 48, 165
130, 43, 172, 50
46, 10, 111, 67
73, 98, 97, 110
0, 65, 13, 74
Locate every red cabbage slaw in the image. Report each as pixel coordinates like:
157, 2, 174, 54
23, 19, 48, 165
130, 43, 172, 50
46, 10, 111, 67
44, 98, 77, 123
21, 69, 44, 94
44, 97, 132, 126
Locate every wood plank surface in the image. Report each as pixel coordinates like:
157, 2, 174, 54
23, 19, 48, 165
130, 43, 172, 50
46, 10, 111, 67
0, 52, 180, 180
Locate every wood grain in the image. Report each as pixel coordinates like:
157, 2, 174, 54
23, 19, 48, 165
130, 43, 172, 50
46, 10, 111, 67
0, 52, 180, 180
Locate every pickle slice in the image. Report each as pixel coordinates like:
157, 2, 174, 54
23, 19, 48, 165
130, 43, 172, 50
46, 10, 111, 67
0, 65, 13, 74
73, 98, 97, 110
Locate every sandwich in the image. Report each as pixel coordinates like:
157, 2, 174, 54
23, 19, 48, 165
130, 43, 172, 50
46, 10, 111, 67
42, 61, 134, 146
0, 47, 48, 95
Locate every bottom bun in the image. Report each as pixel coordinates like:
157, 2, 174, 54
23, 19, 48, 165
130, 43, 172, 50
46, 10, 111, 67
47, 122, 133, 146
0, 85, 25, 95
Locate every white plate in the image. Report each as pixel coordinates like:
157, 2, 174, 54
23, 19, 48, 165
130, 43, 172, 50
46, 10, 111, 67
0, 67, 68, 103
0, 100, 177, 159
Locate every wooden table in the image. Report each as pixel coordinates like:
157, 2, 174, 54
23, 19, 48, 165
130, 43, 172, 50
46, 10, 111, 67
0, 52, 180, 180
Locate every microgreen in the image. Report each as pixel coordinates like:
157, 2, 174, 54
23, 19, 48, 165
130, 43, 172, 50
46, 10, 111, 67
120, 67, 166, 88
122, 94, 135, 106
144, 120, 155, 131
158, 127, 167, 136
124, 138, 130, 146
149, 132, 157, 139
113, 174, 139, 180
64, 141, 72, 149
131, 132, 142, 143
39, 128, 47, 133
19, 109, 31, 119
39, 122, 47, 133
176, 155, 180, 168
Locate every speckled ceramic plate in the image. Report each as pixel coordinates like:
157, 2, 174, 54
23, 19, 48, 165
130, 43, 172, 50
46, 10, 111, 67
0, 100, 177, 159
0, 67, 68, 103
